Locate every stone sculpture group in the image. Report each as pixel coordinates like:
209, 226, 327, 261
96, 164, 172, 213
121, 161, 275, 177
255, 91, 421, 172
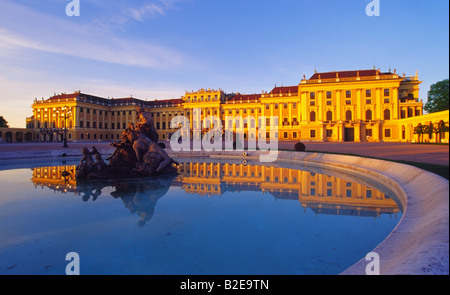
75, 107, 178, 180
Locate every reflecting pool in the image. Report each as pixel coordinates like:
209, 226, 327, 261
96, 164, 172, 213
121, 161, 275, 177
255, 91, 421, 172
0, 158, 402, 275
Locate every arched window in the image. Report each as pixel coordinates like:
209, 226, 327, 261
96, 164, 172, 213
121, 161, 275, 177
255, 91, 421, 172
326, 111, 333, 121
310, 111, 316, 122
384, 109, 391, 120
366, 109, 372, 121
346, 110, 352, 121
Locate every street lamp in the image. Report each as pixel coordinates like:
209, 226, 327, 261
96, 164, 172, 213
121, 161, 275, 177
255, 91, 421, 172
62, 106, 72, 148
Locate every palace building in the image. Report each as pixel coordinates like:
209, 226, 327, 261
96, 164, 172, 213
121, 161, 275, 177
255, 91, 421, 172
23, 68, 448, 144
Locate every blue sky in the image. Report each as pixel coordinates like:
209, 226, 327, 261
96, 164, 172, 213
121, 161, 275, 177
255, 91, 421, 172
0, 0, 448, 127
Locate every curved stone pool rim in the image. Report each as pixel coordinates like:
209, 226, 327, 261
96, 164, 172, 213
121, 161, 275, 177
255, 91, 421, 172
171, 150, 449, 275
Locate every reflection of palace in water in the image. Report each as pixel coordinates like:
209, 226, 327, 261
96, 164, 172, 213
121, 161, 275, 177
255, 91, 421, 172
32, 162, 401, 218
32, 165, 78, 194
173, 161, 400, 217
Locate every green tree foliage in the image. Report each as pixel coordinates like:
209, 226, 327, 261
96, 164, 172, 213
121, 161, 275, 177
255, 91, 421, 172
425, 79, 449, 113
414, 123, 425, 142
0, 116, 8, 128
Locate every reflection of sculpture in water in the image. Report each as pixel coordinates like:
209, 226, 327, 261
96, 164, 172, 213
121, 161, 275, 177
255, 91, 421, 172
76, 108, 179, 180
111, 175, 175, 226
75, 174, 176, 227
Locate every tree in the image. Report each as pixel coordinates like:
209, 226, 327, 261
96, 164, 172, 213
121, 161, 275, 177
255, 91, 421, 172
424, 78, 449, 113
0, 116, 8, 128
433, 120, 450, 143
414, 123, 425, 143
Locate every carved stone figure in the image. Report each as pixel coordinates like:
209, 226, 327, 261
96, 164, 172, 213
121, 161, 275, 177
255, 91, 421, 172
76, 108, 178, 180
136, 107, 159, 143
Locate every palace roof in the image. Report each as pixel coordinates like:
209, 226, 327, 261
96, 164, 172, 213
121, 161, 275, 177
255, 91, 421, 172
309, 69, 394, 80
270, 86, 298, 95
227, 93, 262, 103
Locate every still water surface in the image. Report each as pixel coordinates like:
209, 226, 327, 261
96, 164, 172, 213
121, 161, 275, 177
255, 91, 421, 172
0, 158, 402, 275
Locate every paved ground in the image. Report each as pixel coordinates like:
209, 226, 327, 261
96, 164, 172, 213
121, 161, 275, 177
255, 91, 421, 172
0, 140, 448, 166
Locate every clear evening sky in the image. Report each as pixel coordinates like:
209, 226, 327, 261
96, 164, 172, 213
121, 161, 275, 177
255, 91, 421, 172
0, 0, 448, 128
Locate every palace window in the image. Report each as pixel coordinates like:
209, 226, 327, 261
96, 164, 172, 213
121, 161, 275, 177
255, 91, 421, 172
366, 99, 372, 104
326, 100, 332, 105
274, 103, 279, 109
284, 103, 288, 109
384, 89, 390, 97
293, 102, 297, 109
310, 130, 316, 138
310, 101, 316, 106
310, 92, 316, 100
310, 111, 316, 122
326, 91, 332, 99
384, 109, 391, 120
384, 129, 391, 138
366, 129, 373, 137
366, 109, 372, 121
346, 90, 352, 98
345, 100, 352, 105
401, 109, 406, 118
326, 129, 333, 138
408, 107, 414, 118
366, 89, 372, 97
346, 110, 352, 121
326, 111, 333, 121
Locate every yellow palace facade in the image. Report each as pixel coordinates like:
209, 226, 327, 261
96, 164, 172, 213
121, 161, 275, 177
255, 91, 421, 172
26, 68, 448, 144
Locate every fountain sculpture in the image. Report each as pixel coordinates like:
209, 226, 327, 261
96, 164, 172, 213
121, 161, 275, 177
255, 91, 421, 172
75, 107, 179, 180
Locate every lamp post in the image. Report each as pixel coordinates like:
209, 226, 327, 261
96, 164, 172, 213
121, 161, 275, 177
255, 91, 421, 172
62, 106, 72, 148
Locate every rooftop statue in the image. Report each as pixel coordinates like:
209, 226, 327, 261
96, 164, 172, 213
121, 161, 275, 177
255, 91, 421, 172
76, 108, 179, 180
